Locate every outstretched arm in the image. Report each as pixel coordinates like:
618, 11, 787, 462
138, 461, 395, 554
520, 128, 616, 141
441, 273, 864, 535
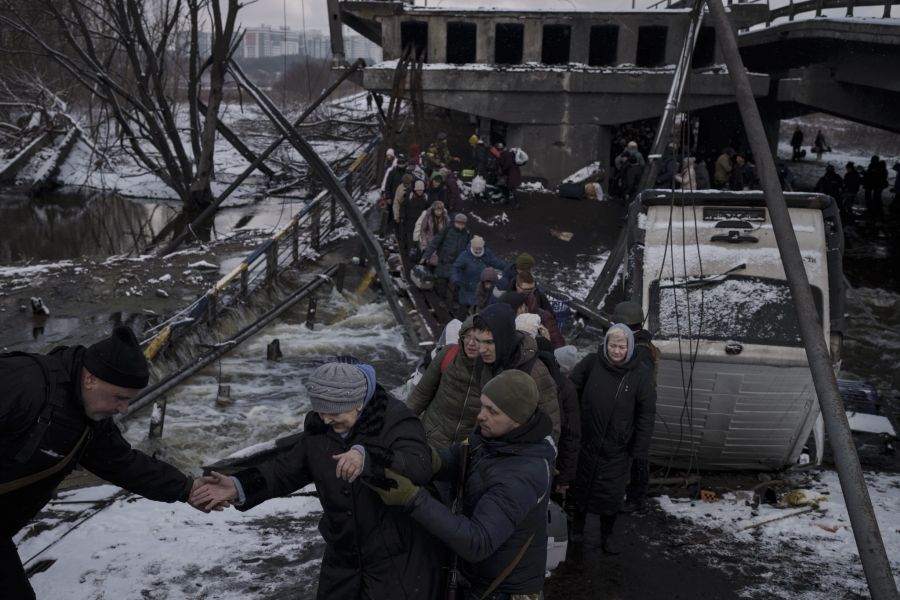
189, 472, 237, 512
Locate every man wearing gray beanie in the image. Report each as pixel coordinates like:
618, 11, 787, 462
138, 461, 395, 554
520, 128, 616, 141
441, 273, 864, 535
1, 326, 207, 600
370, 370, 556, 598
191, 361, 441, 599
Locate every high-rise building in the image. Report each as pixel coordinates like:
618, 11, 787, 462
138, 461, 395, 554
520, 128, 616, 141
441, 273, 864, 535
239, 26, 302, 58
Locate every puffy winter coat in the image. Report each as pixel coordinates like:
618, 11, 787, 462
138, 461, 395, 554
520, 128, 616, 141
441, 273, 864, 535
569, 350, 655, 516
714, 152, 733, 187
415, 207, 448, 252
422, 225, 472, 279
234, 387, 440, 600
451, 247, 507, 306
407, 344, 484, 448
1, 347, 191, 539
674, 157, 698, 191
411, 411, 556, 596
475, 304, 560, 441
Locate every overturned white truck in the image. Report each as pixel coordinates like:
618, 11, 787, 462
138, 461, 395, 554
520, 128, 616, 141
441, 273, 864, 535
628, 190, 845, 470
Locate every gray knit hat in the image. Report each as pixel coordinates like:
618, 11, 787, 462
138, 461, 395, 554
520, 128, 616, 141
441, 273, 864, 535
482, 370, 539, 425
306, 362, 368, 413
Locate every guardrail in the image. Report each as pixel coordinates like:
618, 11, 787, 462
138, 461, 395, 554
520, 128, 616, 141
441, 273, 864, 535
140, 134, 383, 361
648, 0, 897, 21
768, 0, 897, 21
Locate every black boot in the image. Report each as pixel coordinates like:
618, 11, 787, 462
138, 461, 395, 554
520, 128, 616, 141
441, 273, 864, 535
582, 513, 604, 563
600, 515, 621, 555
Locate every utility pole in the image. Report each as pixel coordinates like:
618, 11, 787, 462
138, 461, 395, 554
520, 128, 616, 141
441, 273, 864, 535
705, 1, 898, 598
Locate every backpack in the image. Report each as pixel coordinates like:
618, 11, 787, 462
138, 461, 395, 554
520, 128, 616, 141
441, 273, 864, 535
440, 344, 460, 374
0, 351, 62, 463
513, 148, 529, 166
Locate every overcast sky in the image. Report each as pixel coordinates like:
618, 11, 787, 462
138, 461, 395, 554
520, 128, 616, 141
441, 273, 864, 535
236, 0, 889, 34
238, 0, 669, 32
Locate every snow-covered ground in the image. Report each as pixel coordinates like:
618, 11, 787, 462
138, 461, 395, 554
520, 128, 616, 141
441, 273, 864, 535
18, 468, 900, 599
658, 470, 900, 598
20, 484, 325, 600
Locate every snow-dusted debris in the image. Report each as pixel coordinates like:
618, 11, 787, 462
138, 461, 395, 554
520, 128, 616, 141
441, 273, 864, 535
658, 470, 900, 598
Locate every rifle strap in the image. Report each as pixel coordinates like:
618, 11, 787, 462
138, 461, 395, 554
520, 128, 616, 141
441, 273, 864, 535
0, 427, 89, 496
478, 533, 535, 600
5, 352, 60, 464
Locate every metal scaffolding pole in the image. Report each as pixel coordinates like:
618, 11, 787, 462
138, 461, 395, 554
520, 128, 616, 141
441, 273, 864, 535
705, 1, 898, 598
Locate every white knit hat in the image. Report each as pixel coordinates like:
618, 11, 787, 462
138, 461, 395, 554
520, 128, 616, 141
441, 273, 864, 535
515, 313, 541, 338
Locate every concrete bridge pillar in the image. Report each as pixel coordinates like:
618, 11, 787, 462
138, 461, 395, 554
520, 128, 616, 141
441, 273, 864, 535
507, 123, 612, 187
479, 19, 495, 62
617, 24, 638, 65
382, 20, 400, 60
523, 20, 542, 63
571, 21, 590, 64
430, 17, 448, 63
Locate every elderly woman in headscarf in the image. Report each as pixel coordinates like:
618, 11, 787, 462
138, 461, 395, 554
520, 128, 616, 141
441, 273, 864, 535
413, 200, 448, 263
190, 362, 441, 599
569, 324, 656, 557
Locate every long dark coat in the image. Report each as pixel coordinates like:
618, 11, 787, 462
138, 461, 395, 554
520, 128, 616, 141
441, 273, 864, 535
499, 150, 522, 189
569, 350, 655, 516
234, 387, 440, 600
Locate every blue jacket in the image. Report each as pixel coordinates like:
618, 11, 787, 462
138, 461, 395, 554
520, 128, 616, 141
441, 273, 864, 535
410, 411, 555, 595
423, 225, 472, 279
450, 247, 507, 306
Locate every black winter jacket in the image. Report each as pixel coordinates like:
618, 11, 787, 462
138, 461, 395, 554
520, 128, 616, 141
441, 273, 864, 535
233, 387, 440, 600
0, 347, 191, 538
535, 338, 580, 487
384, 165, 407, 203
476, 304, 560, 441
411, 411, 555, 596
569, 350, 655, 515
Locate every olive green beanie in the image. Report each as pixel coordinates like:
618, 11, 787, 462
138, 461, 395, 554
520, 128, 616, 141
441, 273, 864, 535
481, 370, 539, 424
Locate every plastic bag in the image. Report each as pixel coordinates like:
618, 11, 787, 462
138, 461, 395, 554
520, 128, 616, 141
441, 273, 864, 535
470, 175, 486, 195
514, 148, 529, 166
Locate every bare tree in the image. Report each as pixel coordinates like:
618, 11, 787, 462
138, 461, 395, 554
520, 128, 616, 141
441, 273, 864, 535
0, 0, 243, 212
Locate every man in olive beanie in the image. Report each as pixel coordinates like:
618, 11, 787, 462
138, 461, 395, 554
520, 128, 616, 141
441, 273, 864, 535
1, 326, 204, 600
370, 369, 556, 598
479, 369, 539, 429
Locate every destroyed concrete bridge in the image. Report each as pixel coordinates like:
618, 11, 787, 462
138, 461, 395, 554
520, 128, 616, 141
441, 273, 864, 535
329, 0, 900, 184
